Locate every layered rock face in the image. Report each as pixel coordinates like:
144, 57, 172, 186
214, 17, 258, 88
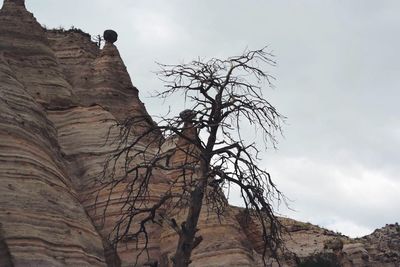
0, 1, 399, 267
0, 0, 106, 266
0, 0, 75, 108
258, 219, 400, 267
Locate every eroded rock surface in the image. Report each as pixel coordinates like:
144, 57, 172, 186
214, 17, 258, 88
0, 1, 106, 266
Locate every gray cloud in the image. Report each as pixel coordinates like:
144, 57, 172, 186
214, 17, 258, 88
26, 0, 400, 237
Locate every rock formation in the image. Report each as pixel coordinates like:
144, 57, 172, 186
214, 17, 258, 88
0, 1, 399, 266
103, 30, 118, 44
0, 0, 106, 266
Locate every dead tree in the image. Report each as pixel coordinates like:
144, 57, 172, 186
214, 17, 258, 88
92, 34, 104, 47
98, 47, 286, 267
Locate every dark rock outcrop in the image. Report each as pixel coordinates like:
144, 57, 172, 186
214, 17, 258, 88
104, 30, 118, 44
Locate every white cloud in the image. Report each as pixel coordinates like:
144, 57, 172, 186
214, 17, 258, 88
129, 9, 184, 46
266, 156, 400, 237
325, 220, 373, 238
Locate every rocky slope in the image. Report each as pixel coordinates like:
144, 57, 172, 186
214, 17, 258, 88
0, 0, 106, 266
0, 0, 399, 266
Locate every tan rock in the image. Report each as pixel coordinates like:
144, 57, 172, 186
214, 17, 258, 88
0, 0, 75, 108
0, 29, 106, 267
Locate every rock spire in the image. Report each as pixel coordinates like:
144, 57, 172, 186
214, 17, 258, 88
3, 0, 25, 7
0, 0, 75, 108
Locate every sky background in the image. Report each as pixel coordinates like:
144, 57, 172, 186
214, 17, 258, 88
25, 0, 400, 237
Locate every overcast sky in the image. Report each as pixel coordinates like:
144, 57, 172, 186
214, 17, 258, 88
25, 0, 400, 237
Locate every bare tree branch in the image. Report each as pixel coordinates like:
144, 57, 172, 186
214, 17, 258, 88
96, 47, 286, 267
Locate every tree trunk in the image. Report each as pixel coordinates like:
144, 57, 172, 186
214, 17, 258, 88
173, 174, 206, 267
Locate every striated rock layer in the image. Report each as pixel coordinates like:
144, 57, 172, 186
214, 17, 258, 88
0, 1, 399, 267
0, 1, 106, 266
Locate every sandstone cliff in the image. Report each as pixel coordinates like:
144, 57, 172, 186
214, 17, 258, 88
0, 1, 399, 266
